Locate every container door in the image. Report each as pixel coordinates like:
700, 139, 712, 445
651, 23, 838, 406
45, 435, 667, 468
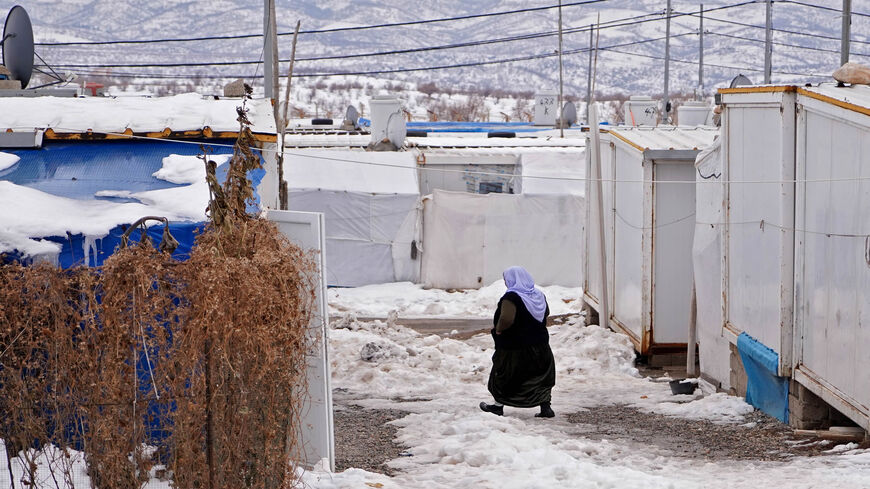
266, 210, 335, 470
652, 160, 696, 344
612, 146, 645, 342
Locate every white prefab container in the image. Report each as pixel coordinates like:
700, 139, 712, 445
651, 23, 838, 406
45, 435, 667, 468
718, 87, 797, 376
623, 96, 658, 126
534, 92, 558, 126
791, 84, 870, 430
583, 127, 717, 356
716, 83, 870, 430
677, 101, 712, 126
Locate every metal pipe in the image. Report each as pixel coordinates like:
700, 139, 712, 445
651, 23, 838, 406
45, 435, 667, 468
556, 0, 565, 138
764, 0, 772, 84
664, 0, 671, 123
842, 0, 852, 66
698, 4, 704, 99
586, 24, 593, 125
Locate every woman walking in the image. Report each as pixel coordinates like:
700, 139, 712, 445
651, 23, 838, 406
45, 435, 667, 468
480, 266, 556, 418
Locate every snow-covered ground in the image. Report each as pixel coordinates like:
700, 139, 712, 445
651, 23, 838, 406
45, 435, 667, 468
328, 280, 584, 319
304, 285, 870, 489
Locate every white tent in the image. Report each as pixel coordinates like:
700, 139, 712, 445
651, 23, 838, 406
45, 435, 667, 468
692, 136, 730, 389
420, 149, 585, 289
285, 150, 420, 287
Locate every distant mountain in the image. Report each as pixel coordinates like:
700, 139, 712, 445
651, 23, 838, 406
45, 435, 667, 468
0, 0, 861, 96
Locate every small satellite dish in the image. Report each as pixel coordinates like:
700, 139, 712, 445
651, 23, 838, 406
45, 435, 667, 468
729, 74, 753, 89
345, 105, 359, 125
560, 101, 577, 126
385, 111, 406, 148
2, 5, 34, 88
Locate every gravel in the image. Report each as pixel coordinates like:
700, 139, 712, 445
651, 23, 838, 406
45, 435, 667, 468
565, 405, 836, 461
332, 390, 407, 475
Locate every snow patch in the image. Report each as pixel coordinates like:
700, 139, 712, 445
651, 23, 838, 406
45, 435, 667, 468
0, 152, 19, 172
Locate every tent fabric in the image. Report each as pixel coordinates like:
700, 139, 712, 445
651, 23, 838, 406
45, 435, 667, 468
737, 332, 790, 423
284, 150, 421, 287
0, 139, 264, 267
691, 136, 731, 389
288, 190, 419, 287
520, 152, 585, 196
421, 189, 583, 288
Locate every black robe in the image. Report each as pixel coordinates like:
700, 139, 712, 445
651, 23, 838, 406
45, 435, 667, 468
487, 292, 556, 408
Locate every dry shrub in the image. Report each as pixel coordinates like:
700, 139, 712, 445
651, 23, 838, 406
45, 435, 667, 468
0, 85, 317, 488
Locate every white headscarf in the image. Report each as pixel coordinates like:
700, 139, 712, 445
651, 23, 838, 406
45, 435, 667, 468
503, 266, 547, 322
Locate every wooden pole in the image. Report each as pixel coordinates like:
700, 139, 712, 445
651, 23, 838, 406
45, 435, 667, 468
764, 0, 773, 84
664, 0, 671, 123
558, 0, 565, 137
277, 21, 301, 211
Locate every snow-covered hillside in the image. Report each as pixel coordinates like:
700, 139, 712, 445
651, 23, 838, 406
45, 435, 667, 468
0, 1, 864, 98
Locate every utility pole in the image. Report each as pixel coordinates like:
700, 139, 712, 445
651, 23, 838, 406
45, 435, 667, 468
698, 4, 704, 99
842, 0, 852, 66
263, 0, 278, 99
586, 24, 593, 125
764, 0, 772, 84
664, 0, 671, 123
556, 0, 565, 138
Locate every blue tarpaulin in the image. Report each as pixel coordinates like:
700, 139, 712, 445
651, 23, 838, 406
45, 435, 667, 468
736, 332, 790, 422
1, 139, 264, 268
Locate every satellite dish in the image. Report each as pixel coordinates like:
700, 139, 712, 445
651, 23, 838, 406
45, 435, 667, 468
2, 5, 34, 88
385, 111, 406, 148
345, 105, 359, 124
560, 101, 577, 126
729, 74, 753, 89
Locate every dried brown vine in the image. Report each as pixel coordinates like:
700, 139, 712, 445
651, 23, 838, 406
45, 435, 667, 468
0, 84, 316, 489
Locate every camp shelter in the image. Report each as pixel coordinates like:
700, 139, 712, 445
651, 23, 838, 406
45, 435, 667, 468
583, 126, 718, 360
706, 83, 870, 429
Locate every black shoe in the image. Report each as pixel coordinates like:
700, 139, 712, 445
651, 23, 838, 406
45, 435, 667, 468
479, 402, 504, 416
535, 402, 555, 418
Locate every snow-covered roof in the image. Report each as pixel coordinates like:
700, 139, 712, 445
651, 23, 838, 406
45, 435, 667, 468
282, 133, 586, 149
800, 83, 870, 114
0, 93, 277, 138
605, 126, 719, 152
285, 149, 418, 194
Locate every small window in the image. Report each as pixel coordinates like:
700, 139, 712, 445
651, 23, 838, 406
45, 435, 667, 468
479, 182, 503, 194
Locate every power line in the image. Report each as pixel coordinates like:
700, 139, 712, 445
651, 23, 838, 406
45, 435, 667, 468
600, 46, 830, 78
50, 33, 698, 80
777, 0, 870, 19
36, 0, 756, 53
44, 10, 684, 69
707, 31, 870, 58
43, 2, 760, 72
683, 11, 870, 46
35, 0, 611, 47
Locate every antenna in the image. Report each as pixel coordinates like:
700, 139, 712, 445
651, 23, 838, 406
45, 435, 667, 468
560, 101, 577, 127
343, 105, 360, 129
385, 111, 406, 148
729, 74, 753, 88
2, 5, 34, 88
